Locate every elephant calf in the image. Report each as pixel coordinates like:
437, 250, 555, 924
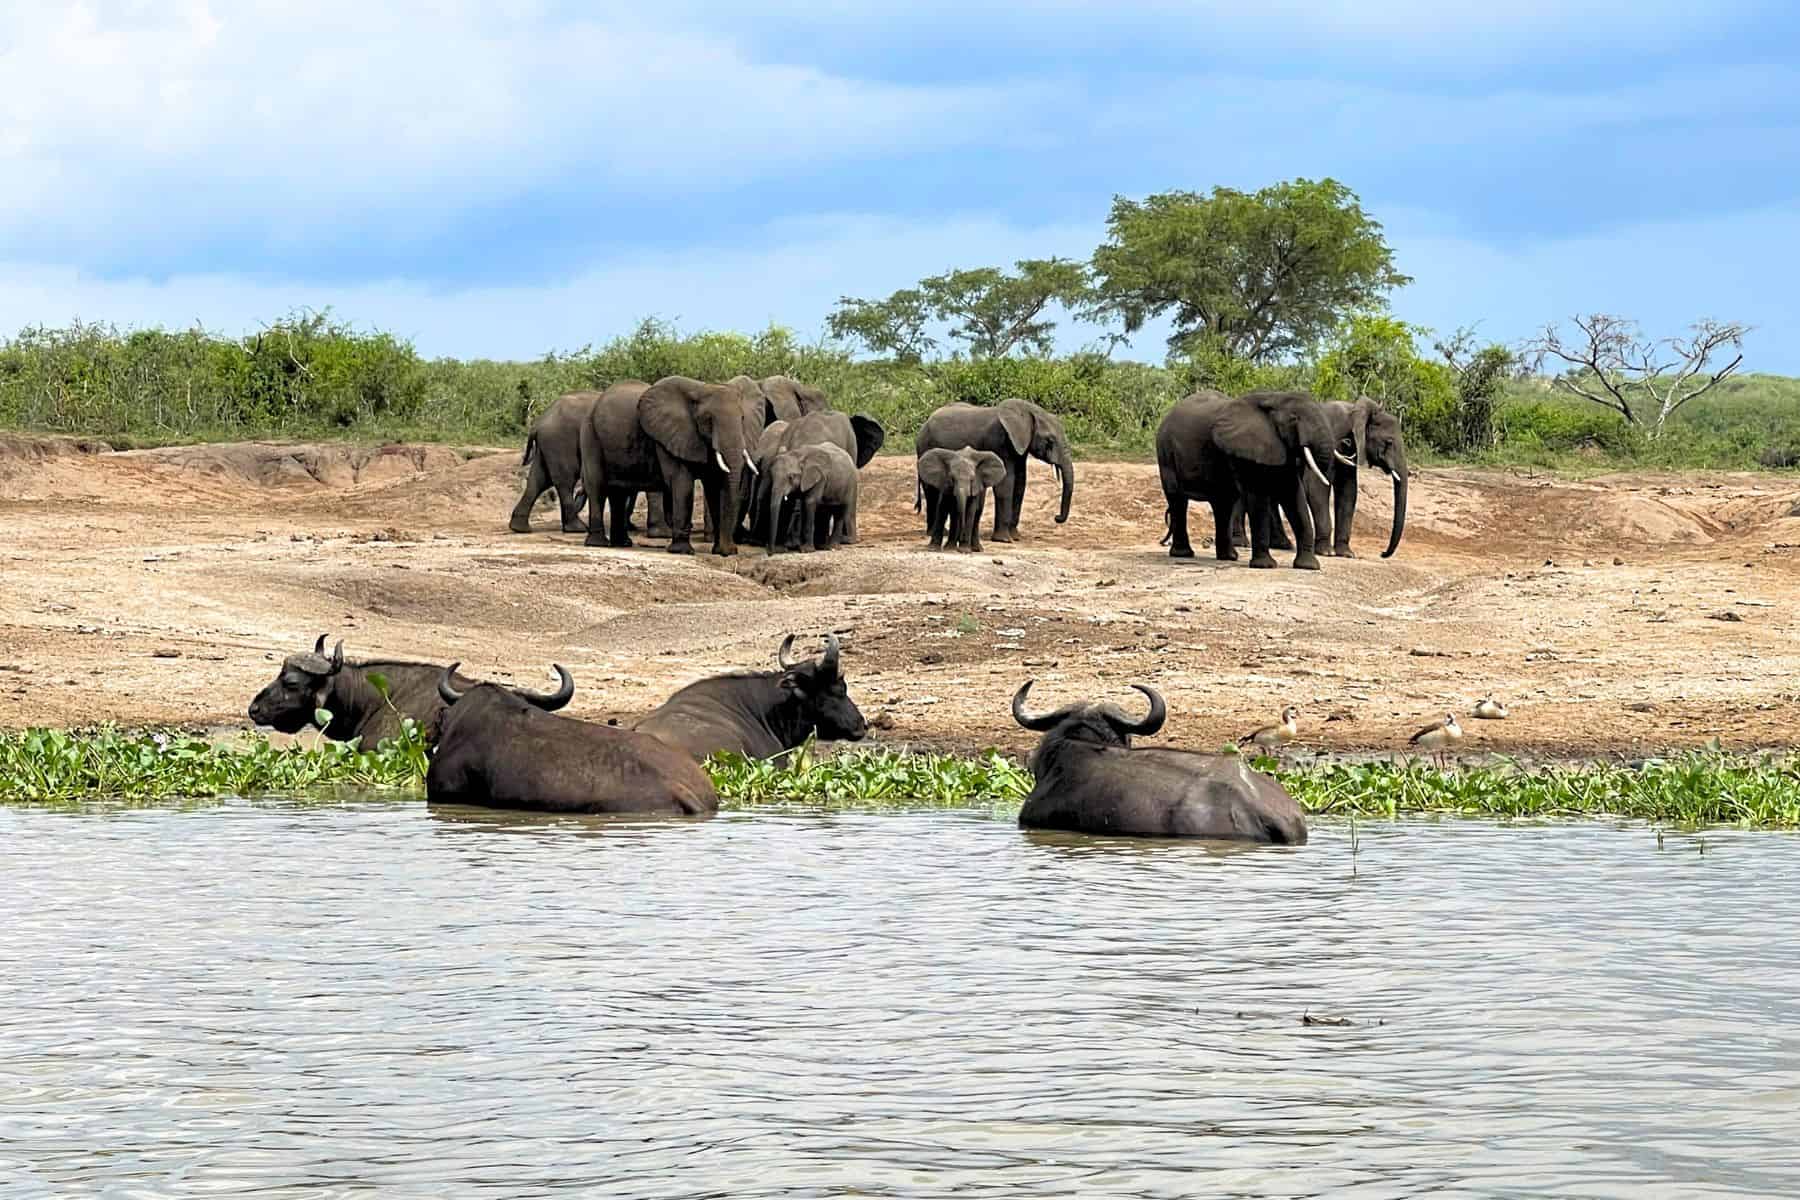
916, 446, 1005, 552
766, 443, 858, 552
1011, 681, 1308, 842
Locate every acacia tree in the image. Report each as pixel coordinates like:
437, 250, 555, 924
828, 258, 1092, 360
1088, 178, 1410, 362
1524, 314, 1749, 437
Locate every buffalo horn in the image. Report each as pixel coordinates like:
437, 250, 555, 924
328, 640, 345, 674
516, 664, 574, 711
314, 634, 328, 654
438, 664, 466, 706
820, 633, 840, 678
1011, 680, 1062, 732
1109, 684, 1167, 737
777, 633, 800, 670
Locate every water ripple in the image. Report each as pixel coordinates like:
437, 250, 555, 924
2, 804, 1796, 1197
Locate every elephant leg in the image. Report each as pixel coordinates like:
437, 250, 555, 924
925, 486, 948, 549
579, 426, 608, 548
510, 450, 553, 534
607, 490, 634, 547
666, 471, 697, 555
1211, 498, 1239, 561
1332, 469, 1358, 557
1279, 473, 1321, 571
646, 491, 671, 540
554, 483, 587, 534
1007, 464, 1027, 537
1267, 493, 1294, 551
1163, 480, 1195, 559
966, 495, 984, 553
1246, 487, 1277, 569
990, 464, 1017, 542
800, 498, 818, 553
1303, 472, 1333, 556
1229, 496, 1248, 549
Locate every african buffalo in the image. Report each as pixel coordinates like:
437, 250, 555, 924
427, 664, 718, 815
1010, 681, 1308, 843
246, 636, 548, 746
632, 633, 868, 761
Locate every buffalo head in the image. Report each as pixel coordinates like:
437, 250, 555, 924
248, 635, 344, 734
775, 633, 868, 743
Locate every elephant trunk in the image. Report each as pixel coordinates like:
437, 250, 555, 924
1382, 469, 1408, 558
1053, 451, 1074, 523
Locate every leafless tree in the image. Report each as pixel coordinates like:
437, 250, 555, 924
1524, 314, 1749, 437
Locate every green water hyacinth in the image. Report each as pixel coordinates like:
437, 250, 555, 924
3, 729, 1799, 828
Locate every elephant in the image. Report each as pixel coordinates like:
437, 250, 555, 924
747, 409, 885, 545
1229, 396, 1409, 559
760, 376, 832, 423
1155, 389, 1341, 570
580, 375, 765, 555
765, 442, 859, 552
915, 446, 1005, 552
509, 391, 599, 534
914, 398, 1073, 542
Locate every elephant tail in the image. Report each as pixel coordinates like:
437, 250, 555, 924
1159, 508, 1172, 547
521, 431, 538, 468
914, 478, 922, 512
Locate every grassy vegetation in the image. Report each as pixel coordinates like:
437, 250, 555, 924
5, 728, 1799, 828
4, 312, 1797, 470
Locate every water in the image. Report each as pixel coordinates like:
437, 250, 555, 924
3, 801, 1797, 1198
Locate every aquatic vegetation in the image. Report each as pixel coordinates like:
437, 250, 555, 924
0, 726, 422, 806
4, 728, 1799, 829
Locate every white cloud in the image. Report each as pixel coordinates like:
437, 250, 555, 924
0, 1, 1040, 258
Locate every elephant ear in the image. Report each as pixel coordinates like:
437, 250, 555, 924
761, 376, 803, 424
995, 402, 1033, 457
849, 414, 886, 468
974, 450, 1006, 489
800, 453, 826, 494
1213, 397, 1289, 466
917, 449, 951, 491
1351, 396, 1376, 465
638, 382, 707, 463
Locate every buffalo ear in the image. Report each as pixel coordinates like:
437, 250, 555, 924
917, 449, 950, 491
1212, 395, 1288, 466
777, 670, 803, 692
850, 414, 885, 467
975, 451, 1006, 489
638, 380, 707, 462
995, 404, 1032, 457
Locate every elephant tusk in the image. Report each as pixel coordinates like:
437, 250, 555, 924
714, 450, 729, 474
1302, 447, 1331, 489
743, 453, 759, 476
1334, 451, 1357, 467
1384, 467, 1397, 481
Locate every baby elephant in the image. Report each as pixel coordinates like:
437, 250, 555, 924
916, 447, 1006, 552
767, 442, 859, 553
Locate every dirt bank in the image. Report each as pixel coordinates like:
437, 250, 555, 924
4, 434, 1799, 759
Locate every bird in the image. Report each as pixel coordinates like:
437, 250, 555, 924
1472, 698, 1509, 720
1239, 706, 1299, 753
1409, 713, 1463, 767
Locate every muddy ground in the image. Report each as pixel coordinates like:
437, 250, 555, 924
3, 433, 1799, 761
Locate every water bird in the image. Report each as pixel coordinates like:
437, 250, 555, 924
1239, 706, 1299, 752
1409, 712, 1463, 766
1473, 698, 1509, 720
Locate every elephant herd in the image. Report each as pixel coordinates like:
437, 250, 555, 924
511, 374, 1077, 556
248, 635, 1307, 843
513, 378, 1407, 568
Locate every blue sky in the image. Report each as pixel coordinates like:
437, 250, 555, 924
3, 1, 1797, 368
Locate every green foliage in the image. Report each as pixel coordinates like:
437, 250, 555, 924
1090, 178, 1411, 362
1282, 753, 1800, 828
1314, 315, 1459, 450
5, 731, 1798, 829
830, 258, 1093, 361
707, 747, 1034, 810
1168, 334, 1314, 397
0, 726, 422, 806
1448, 343, 1514, 452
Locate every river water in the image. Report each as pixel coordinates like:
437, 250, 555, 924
2, 801, 1796, 1198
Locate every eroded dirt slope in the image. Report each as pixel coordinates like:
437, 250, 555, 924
4, 435, 1799, 759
